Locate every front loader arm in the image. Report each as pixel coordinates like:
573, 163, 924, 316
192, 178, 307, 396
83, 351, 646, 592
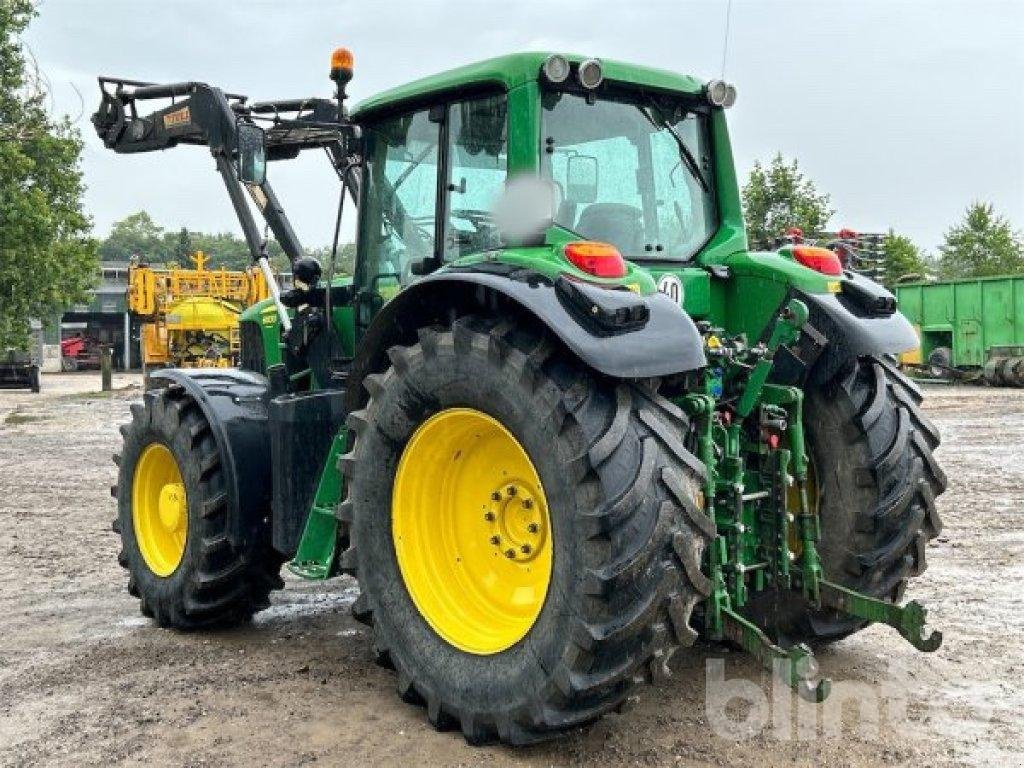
92, 78, 238, 154
92, 77, 359, 267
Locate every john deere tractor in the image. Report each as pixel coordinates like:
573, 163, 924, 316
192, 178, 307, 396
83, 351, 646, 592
95, 50, 946, 743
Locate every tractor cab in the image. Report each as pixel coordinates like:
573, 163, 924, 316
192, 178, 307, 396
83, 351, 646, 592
183, 51, 746, 354
348, 54, 730, 308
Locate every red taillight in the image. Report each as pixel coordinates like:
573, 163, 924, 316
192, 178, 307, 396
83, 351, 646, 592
564, 241, 627, 278
792, 245, 843, 276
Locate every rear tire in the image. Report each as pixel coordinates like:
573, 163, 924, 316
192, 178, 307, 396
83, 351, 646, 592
745, 356, 946, 645
113, 385, 283, 628
340, 315, 712, 744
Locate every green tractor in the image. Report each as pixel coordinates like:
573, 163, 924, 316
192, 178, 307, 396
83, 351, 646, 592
95, 50, 946, 743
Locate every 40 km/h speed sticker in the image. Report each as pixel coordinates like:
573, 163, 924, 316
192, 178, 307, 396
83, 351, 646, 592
657, 274, 684, 305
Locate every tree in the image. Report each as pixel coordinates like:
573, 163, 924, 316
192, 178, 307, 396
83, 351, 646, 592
173, 227, 192, 262
184, 230, 287, 270
937, 202, 1024, 279
306, 243, 356, 276
742, 153, 834, 249
0, 0, 98, 349
98, 214, 290, 268
98, 211, 169, 262
882, 229, 927, 284
98, 211, 340, 274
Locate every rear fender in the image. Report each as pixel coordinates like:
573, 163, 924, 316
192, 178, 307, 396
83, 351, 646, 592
798, 273, 918, 385
347, 268, 706, 412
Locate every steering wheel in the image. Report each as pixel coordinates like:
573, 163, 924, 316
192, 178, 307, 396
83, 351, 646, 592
448, 208, 500, 251
450, 208, 494, 226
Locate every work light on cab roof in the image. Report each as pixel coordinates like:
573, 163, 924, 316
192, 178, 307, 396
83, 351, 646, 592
541, 54, 571, 84
705, 78, 737, 107
577, 58, 603, 89
539, 53, 603, 90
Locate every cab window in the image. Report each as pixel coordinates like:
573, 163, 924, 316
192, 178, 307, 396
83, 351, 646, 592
357, 108, 440, 298
357, 93, 508, 307
443, 94, 508, 261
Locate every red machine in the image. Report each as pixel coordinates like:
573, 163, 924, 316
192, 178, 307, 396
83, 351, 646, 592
60, 334, 102, 371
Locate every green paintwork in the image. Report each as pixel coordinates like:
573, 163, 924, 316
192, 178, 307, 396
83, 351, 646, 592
240, 276, 356, 372
735, 299, 807, 418
896, 274, 1024, 367
695, 110, 748, 265
644, 265, 712, 317
287, 427, 347, 580
760, 384, 822, 604
721, 606, 831, 703
240, 299, 284, 368
818, 579, 942, 652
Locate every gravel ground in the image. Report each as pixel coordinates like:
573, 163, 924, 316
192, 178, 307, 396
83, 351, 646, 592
0, 373, 1021, 767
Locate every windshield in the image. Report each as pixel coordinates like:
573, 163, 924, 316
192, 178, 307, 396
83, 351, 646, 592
541, 91, 716, 261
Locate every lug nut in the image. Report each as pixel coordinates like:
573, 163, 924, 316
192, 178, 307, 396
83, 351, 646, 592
522, 498, 533, 510
505, 549, 516, 559
506, 485, 517, 496
527, 523, 539, 534
484, 511, 495, 521
491, 491, 502, 501
520, 544, 531, 554
490, 535, 501, 545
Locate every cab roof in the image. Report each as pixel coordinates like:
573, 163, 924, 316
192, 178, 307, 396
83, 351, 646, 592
351, 52, 706, 119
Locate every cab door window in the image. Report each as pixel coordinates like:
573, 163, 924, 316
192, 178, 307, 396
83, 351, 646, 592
358, 108, 440, 298
442, 94, 508, 261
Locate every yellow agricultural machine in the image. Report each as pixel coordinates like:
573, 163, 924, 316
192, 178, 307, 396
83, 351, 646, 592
127, 252, 269, 369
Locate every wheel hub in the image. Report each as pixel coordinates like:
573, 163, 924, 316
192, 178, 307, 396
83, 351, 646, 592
485, 481, 546, 563
158, 483, 186, 531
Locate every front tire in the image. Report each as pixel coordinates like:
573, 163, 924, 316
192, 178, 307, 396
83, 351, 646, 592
113, 385, 283, 628
341, 316, 712, 744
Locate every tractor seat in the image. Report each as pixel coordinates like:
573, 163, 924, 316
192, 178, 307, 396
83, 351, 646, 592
575, 203, 643, 255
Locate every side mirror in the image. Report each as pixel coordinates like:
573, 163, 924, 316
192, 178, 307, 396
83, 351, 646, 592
566, 154, 598, 203
236, 121, 267, 185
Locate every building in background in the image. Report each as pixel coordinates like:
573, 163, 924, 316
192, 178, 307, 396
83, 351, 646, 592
43, 262, 295, 372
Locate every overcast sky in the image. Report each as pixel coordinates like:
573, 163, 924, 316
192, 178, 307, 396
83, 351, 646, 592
23, 0, 1024, 252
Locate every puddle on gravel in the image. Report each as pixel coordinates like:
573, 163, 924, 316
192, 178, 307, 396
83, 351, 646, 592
251, 585, 360, 625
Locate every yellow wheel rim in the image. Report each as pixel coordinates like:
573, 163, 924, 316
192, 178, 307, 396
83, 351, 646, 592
392, 408, 552, 655
132, 443, 188, 577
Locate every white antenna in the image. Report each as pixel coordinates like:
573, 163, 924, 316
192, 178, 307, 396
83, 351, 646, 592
720, 0, 734, 79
